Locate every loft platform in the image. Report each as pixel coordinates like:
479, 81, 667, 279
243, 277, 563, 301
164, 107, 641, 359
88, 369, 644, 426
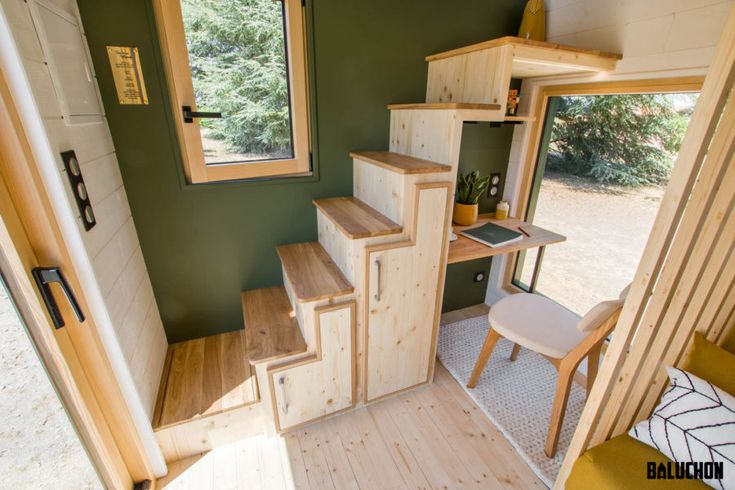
424, 36, 622, 114
426, 36, 622, 78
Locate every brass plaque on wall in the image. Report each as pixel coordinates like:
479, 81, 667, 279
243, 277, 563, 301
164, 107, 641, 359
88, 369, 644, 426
106, 46, 149, 105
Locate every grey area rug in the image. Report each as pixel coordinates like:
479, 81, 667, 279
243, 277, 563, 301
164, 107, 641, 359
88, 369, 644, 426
437, 315, 587, 488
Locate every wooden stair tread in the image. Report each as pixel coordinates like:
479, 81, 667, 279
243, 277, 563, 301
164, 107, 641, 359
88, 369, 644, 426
152, 330, 258, 430
242, 286, 307, 364
350, 151, 452, 175
277, 242, 354, 302
313, 196, 402, 239
386, 102, 501, 111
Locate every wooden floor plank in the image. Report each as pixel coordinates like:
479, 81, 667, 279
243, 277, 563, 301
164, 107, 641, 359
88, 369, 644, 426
281, 432, 311, 490
309, 421, 359, 490
329, 409, 407, 490
235, 437, 262, 490
296, 427, 336, 490
440, 304, 490, 326
156, 361, 542, 490
260, 434, 288, 490
384, 393, 480, 489
434, 364, 545, 488
367, 402, 432, 490
414, 383, 510, 488
211, 443, 237, 490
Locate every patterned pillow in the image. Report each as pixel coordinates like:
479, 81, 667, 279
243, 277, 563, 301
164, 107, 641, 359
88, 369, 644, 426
629, 368, 735, 490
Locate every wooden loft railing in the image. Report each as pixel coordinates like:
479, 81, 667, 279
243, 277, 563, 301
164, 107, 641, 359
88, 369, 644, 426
556, 7, 735, 488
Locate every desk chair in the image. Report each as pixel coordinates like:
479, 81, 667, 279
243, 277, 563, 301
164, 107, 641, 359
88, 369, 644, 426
467, 286, 628, 457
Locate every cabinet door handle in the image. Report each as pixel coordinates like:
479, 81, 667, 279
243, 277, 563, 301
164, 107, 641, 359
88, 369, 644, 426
31, 267, 85, 329
374, 258, 381, 302
278, 376, 288, 415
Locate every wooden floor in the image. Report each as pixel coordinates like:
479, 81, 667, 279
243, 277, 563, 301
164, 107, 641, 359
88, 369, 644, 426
157, 362, 543, 489
153, 330, 258, 429
440, 303, 490, 326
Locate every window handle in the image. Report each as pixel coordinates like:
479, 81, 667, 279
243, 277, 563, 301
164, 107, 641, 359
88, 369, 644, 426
182, 105, 222, 123
31, 267, 85, 329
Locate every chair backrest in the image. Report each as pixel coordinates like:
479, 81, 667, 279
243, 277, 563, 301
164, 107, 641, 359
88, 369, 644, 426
577, 284, 631, 333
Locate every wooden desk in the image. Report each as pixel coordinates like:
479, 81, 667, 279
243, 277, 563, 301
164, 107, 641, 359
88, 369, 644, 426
448, 214, 566, 291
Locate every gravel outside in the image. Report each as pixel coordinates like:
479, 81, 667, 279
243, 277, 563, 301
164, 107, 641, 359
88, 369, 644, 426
518, 171, 665, 316
0, 284, 101, 490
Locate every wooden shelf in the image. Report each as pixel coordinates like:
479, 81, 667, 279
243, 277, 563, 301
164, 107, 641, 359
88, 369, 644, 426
313, 196, 402, 239
387, 102, 502, 111
426, 36, 621, 79
242, 286, 307, 364
350, 151, 452, 175
448, 214, 566, 264
277, 241, 354, 302
504, 115, 536, 123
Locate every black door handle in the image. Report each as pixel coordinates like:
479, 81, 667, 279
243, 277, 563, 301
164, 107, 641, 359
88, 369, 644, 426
31, 267, 85, 329
182, 105, 222, 123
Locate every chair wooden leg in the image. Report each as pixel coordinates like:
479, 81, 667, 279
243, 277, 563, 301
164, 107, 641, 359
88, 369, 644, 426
467, 328, 501, 388
510, 343, 521, 361
586, 344, 601, 397
545, 361, 576, 458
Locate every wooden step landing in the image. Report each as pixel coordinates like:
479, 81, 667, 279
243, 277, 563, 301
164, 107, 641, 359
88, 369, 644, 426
152, 330, 258, 430
242, 286, 307, 364
277, 241, 354, 302
313, 196, 402, 239
350, 151, 452, 175
386, 102, 501, 111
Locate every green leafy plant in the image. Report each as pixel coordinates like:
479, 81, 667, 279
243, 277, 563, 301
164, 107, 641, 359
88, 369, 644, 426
456, 171, 490, 205
181, 0, 291, 157
548, 94, 696, 187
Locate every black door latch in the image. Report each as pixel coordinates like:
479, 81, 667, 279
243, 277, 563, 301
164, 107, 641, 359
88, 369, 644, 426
31, 267, 85, 329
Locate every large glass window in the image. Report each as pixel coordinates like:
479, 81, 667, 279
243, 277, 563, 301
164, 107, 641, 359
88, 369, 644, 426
155, 0, 310, 183
513, 92, 698, 315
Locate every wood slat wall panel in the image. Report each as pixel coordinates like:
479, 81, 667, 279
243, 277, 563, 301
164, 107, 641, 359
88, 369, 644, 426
2, 0, 168, 421
555, 7, 735, 487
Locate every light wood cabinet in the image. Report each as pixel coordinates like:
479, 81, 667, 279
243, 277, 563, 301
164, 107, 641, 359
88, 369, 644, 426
267, 302, 355, 431
365, 184, 451, 401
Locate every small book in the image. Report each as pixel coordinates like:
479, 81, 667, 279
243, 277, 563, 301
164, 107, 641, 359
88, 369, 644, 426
459, 222, 523, 248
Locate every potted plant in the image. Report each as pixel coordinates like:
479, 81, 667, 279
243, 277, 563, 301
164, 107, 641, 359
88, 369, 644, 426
454, 170, 490, 226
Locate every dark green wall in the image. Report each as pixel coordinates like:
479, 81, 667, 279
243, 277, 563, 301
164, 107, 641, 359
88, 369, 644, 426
76, 0, 524, 342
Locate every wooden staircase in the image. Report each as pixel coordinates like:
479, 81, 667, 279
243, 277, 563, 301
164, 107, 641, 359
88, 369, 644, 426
152, 36, 620, 463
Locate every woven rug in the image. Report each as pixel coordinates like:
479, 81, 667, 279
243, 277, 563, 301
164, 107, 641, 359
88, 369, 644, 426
437, 315, 587, 487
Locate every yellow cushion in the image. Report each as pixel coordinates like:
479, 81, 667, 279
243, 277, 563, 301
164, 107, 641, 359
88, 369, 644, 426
719, 328, 735, 360
681, 332, 735, 396
567, 333, 735, 488
566, 434, 708, 490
